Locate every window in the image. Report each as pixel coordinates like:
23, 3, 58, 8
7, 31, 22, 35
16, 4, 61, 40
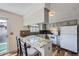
29, 24, 39, 32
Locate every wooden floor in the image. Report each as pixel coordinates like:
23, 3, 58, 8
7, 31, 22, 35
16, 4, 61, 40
52, 44, 78, 56
2, 44, 79, 56
0, 51, 17, 56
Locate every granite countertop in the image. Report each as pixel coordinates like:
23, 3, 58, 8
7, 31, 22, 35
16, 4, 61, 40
21, 35, 51, 48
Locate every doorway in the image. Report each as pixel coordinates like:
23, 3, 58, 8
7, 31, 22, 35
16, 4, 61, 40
0, 19, 8, 55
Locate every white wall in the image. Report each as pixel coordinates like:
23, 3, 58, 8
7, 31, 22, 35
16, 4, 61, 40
49, 3, 79, 23
23, 4, 45, 26
0, 10, 23, 52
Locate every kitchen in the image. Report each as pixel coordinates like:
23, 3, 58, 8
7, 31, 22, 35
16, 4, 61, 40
0, 3, 79, 56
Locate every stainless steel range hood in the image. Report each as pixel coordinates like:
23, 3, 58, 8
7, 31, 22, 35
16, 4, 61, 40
38, 8, 49, 30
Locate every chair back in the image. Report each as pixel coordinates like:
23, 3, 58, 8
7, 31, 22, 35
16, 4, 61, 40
16, 37, 20, 48
18, 38, 23, 56
18, 38, 28, 56
16, 37, 20, 55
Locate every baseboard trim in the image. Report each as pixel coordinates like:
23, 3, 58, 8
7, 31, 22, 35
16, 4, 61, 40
0, 50, 17, 56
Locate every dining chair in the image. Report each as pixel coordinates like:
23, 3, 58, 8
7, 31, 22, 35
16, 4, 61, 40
16, 37, 20, 56
18, 38, 41, 56
16, 37, 24, 56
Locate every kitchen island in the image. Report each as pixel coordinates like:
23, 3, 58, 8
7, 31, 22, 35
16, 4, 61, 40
20, 35, 52, 56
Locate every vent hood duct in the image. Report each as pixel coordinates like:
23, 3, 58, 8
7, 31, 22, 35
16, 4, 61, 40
38, 8, 53, 35
38, 8, 49, 30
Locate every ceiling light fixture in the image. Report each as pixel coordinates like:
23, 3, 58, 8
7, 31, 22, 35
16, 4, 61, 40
49, 11, 56, 16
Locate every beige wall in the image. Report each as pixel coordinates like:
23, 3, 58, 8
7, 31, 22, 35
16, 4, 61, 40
0, 10, 23, 52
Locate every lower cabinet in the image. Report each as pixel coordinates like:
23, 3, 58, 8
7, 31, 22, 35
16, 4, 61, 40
35, 42, 52, 56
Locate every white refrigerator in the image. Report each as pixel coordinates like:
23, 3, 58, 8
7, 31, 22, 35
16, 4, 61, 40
60, 25, 77, 53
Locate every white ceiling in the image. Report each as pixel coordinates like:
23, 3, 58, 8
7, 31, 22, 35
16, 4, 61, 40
0, 3, 44, 16
0, 3, 79, 17
49, 3, 79, 23
50, 3, 79, 13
